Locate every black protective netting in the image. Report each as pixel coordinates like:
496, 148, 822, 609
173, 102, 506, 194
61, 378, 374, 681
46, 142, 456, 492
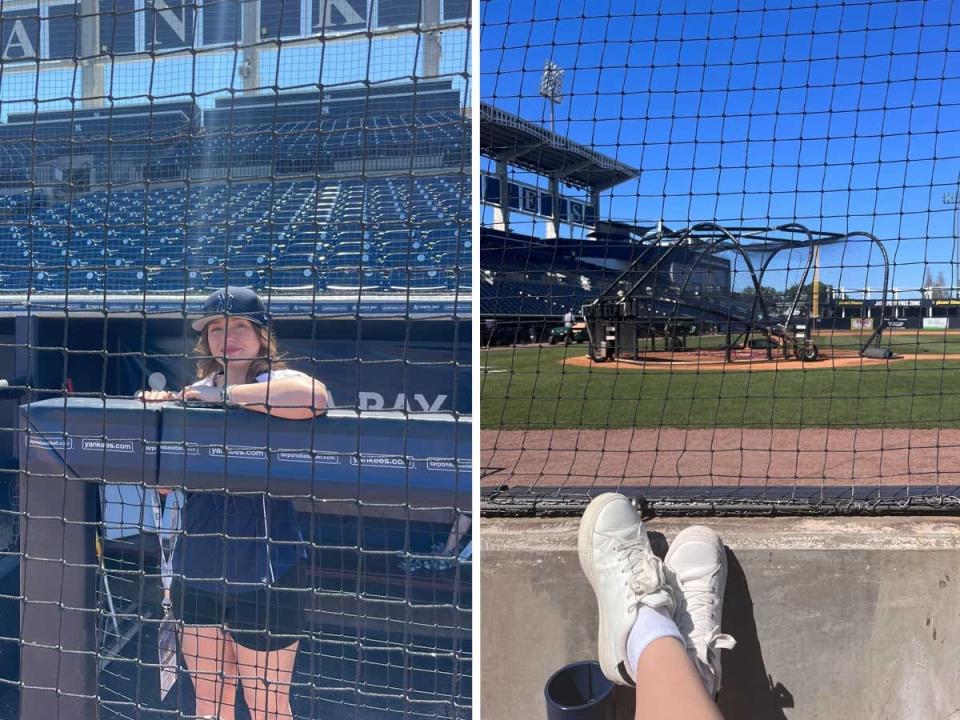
480, 0, 960, 516
0, 0, 471, 717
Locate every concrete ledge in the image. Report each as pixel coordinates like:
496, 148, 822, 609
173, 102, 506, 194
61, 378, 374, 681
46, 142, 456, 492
481, 517, 960, 720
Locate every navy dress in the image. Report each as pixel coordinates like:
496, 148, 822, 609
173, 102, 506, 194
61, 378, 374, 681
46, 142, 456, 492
169, 368, 317, 650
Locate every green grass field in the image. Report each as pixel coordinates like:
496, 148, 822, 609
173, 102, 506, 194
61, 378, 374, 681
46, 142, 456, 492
481, 332, 960, 430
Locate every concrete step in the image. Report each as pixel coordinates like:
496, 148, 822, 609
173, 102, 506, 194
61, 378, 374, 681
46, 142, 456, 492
481, 516, 960, 720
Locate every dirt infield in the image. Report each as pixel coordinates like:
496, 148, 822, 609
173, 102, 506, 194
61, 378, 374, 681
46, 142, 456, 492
562, 352, 960, 372
481, 427, 960, 489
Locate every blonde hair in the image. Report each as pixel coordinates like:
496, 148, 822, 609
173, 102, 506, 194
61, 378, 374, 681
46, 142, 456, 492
193, 320, 288, 384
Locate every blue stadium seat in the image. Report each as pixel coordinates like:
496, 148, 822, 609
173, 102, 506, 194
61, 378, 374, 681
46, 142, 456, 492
380, 251, 431, 269
454, 267, 471, 292
105, 269, 147, 294
325, 268, 382, 292
185, 270, 208, 292
262, 267, 319, 291
386, 268, 452, 292
67, 270, 104, 293
0, 167, 467, 298
437, 251, 465, 270
147, 268, 189, 293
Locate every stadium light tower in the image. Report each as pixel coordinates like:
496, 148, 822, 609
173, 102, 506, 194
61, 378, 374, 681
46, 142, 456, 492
946, 188, 960, 298
539, 61, 565, 133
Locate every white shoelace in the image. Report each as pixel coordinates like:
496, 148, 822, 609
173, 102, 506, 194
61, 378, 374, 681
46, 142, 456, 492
690, 626, 736, 695
698, 626, 736, 653
611, 536, 667, 609
675, 567, 736, 688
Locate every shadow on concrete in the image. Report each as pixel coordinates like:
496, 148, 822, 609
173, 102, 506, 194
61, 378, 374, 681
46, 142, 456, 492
717, 550, 793, 720
644, 534, 793, 719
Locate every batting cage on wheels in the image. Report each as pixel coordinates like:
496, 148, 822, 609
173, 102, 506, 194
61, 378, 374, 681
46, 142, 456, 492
480, 0, 960, 518
583, 222, 895, 366
0, 0, 471, 717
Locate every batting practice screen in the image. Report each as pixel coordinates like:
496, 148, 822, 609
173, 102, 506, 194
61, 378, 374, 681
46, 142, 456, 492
480, 0, 960, 516
0, 0, 471, 717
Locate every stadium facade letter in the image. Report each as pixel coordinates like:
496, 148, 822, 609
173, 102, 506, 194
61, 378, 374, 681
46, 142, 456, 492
481, 172, 596, 229
11, 0, 468, 63
314, 0, 368, 32
1, 11, 39, 61
148, 0, 194, 50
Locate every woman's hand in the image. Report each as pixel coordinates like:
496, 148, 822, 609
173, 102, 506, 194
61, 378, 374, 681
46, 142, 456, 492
181, 385, 223, 403
135, 390, 179, 402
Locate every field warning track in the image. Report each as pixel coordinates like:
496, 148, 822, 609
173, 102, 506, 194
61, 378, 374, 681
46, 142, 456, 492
481, 428, 960, 489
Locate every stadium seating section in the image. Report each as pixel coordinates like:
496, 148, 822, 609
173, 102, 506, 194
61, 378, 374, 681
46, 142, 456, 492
480, 231, 741, 318
480, 233, 637, 316
0, 177, 468, 295
0, 87, 468, 296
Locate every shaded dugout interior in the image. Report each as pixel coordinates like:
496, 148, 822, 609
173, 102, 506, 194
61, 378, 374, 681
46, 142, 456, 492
0, 313, 471, 718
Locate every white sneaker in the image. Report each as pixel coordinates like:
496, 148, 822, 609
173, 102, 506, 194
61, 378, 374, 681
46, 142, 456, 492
664, 525, 736, 697
578, 493, 674, 686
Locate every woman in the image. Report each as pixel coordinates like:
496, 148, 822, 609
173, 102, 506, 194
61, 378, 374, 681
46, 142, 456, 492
139, 286, 329, 720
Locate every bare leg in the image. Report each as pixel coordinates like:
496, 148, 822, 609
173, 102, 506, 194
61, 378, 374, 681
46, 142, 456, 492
235, 640, 300, 720
180, 625, 239, 720
442, 513, 472, 555
633, 637, 724, 720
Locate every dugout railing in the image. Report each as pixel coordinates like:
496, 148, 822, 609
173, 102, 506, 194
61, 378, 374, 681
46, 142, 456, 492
17, 398, 470, 719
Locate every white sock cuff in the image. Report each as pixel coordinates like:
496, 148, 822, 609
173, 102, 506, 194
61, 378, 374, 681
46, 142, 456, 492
625, 605, 684, 682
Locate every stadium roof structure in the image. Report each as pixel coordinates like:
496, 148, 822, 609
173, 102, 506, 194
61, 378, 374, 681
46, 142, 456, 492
480, 102, 639, 192
206, 80, 462, 123
5, 100, 199, 127
590, 219, 663, 240
480, 225, 656, 263
589, 220, 858, 250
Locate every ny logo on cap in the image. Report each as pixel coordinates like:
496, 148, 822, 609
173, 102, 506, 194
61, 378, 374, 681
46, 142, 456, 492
216, 291, 234, 312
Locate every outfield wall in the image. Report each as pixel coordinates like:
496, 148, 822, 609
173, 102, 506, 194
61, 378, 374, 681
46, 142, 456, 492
481, 516, 960, 720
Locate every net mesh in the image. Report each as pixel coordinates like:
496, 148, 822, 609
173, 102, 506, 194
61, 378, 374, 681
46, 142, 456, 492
480, 0, 960, 516
0, 0, 471, 717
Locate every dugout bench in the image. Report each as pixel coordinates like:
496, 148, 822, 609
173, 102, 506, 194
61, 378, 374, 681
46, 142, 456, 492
17, 397, 470, 719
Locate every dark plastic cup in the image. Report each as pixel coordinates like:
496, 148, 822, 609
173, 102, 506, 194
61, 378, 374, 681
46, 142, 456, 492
544, 661, 616, 720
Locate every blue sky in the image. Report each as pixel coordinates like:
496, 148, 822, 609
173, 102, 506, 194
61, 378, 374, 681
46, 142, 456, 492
481, 0, 960, 296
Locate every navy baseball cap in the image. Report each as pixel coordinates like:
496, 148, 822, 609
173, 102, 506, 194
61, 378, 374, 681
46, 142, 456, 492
191, 287, 267, 332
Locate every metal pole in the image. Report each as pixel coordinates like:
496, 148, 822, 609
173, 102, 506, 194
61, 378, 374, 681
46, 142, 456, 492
240, 0, 261, 92
79, 0, 104, 107
422, 0, 441, 78
949, 188, 960, 298
811, 245, 820, 319
942, 188, 960, 298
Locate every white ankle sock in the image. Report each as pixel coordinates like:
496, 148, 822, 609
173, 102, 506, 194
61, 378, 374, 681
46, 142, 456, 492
625, 605, 684, 682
